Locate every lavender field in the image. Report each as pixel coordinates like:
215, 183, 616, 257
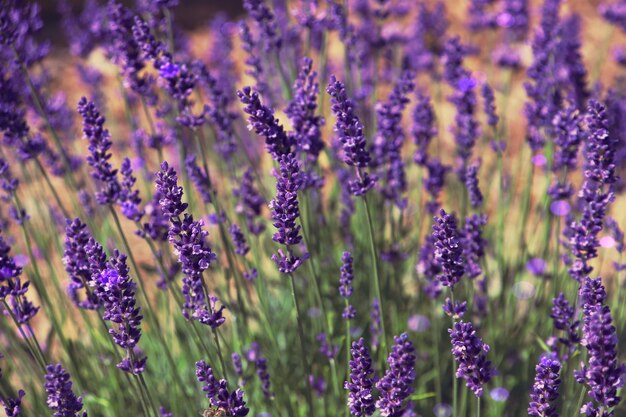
1, 0, 626, 416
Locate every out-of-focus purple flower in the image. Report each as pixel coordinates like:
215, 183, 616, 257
44, 364, 88, 417
317, 332, 339, 360
432, 209, 465, 289
95, 251, 147, 374
449, 321, 494, 397
77, 97, 121, 205
600, 2, 626, 34
462, 214, 487, 279
468, 0, 498, 32
423, 159, 449, 214
119, 157, 143, 222
411, 92, 437, 165
481, 83, 498, 127
407, 314, 430, 332
464, 161, 483, 208
339, 250, 354, 296
552, 105, 584, 173
345, 338, 376, 417
243, 0, 282, 53
268, 153, 305, 273
1, 389, 25, 417
549, 293, 580, 358
550, 200, 571, 217
526, 258, 548, 277
499, 0, 529, 40
233, 169, 265, 236
309, 374, 326, 397
524, 0, 562, 152
229, 224, 250, 257
402, 2, 448, 73
605, 217, 625, 253
139, 190, 170, 243
443, 37, 480, 179
370, 298, 382, 349
374, 70, 414, 208
376, 333, 416, 416
185, 154, 212, 205
196, 361, 250, 417
559, 14, 589, 110
490, 387, 509, 402
417, 234, 442, 299
107, 3, 157, 105
528, 355, 561, 417
286, 57, 325, 162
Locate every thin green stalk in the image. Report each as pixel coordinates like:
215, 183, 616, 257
288, 273, 314, 416
361, 193, 388, 358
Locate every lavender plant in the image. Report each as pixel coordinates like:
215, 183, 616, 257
0, 1, 624, 417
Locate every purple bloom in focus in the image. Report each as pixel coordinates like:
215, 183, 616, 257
345, 338, 376, 417
432, 209, 465, 289
575, 277, 626, 414
44, 364, 88, 417
238, 86, 292, 161
155, 162, 224, 327
443, 298, 467, 320
376, 333, 416, 417
269, 153, 305, 273
449, 321, 494, 397
196, 361, 250, 417
95, 251, 147, 374
528, 355, 561, 417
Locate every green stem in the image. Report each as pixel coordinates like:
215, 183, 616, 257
288, 273, 314, 416
361, 194, 388, 358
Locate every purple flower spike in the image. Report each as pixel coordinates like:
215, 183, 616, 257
345, 338, 376, 417
269, 153, 305, 273
0, 234, 39, 324
339, 251, 354, 301
229, 224, 250, 256
327, 75, 378, 196
575, 277, 626, 414
1, 389, 25, 417
63, 218, 102, 310
237, 86, 292, 160
77, 97, 121, 205
432, 209, 465, 289
196, 361, 250, 417
449, 321, 494, 397
376, 333, 417, 417
44, 364, 88, 417
528, 356, 561, 417
233, 168, 265, 236
95, 251, 147, 374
